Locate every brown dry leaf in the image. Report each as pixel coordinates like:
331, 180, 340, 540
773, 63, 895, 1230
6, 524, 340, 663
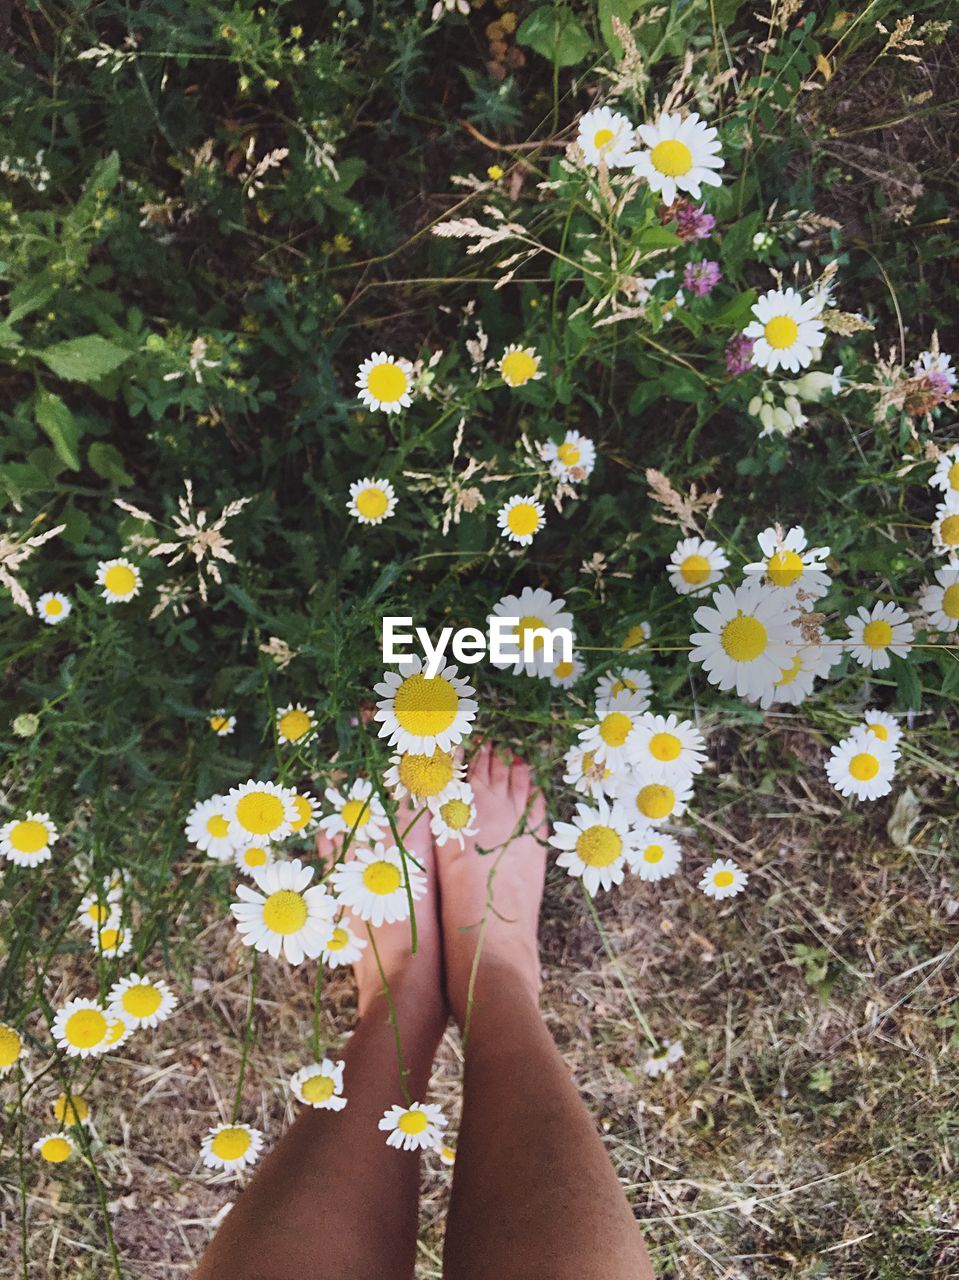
645, 468, 722, 535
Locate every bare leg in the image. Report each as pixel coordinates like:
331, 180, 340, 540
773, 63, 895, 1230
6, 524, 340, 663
195, 807, 446, 1280
440, 745, 655, 1280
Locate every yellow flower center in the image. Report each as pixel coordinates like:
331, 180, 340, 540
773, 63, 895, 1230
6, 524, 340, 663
637, 784, 675, 820
356, 487, 389, 519
947, 460, 959, 491
621, 624, 647, 650
279, 708, 313, 741
103, 564, 136, 596
611, 678, 636, 695
764, 316, 799, 350
767, 548, 804, 587
500, 349, 539, 387
210, 714, 230, 732
301, 1074, 336, 1104
44, 598, 63, 616
506, 503, 541, 537
9, 819, 49, 854
291, 795, 313, 830
98, 928, 123, 952
326, 927, 349, 952
393, 673, 458, 738
643, 844, 665, 864
650, 138, 693, 176
206, 814, 230, 839
85, 902, 112, 925
105, 1017, 128, 1046
366, 361, 408, 404
721, 613, 767, 662
440, 798, 472, 830
575, 825, 622, 868
210, 1127, 251, 1161
40, 1137, 72, 1164
235, 791, 286, 835
363, 860, 402, 896
713, 870, 734, 888
942, 584, 959, 618
517, 615, 549, 652
679, 554, 710, 585
866, 722, 888, 742
649, 732, 681, 762
862, 619, 893, 649
593, 127, 615, 151
941, 515, 959, 546
849, 752, 879, 782
121, 985, 163, 1019
776, 655, 803, 686
64, 1009, 108, 1050
262, 889, 308, 934
557, 441, 581, 466
553, 660, 574, 679
397, 1109, 429, 1135
54, 1093, 89, 1125
397, 749, 454, 797
0, 1025, 21, 1067
242, 845, 269, 866
599, 712, 631, 748
341, 798, 371, 830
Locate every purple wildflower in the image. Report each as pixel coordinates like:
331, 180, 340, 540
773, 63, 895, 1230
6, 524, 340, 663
683, 259, 722, 298
662, 198, 715, 242
725, 334, 755, 377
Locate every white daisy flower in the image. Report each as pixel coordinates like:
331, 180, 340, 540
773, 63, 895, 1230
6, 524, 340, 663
546, 651, 585, 689
489, 587, 575, 678
290, 790, 321, 834
200, 1122, 264, 1174
185, 795, 239, 860
107, 974, 178, 1029
356, 353, 413, 414
428, 780, 478, 849
620, 621, 652, 652
384, 748, 461, 801
233, 841, 275, 875
630, 828, 682, 881
34, 1133, 77, 1164
616, 771, 695, 827
576, 690, 648, 770
577, 106, 635, 168
95, 557, 142, 603
932, 495, 959, 555
226, 779, 300, 843
642, 1039, 684, 1077
699, 857, 748, 900
631, 712, 707, 783
36, 591, 71, 624
347, 477, 398, 526
548, 798, 637, 895
275, 703, 316, 745
757, 642, 838, 710
379, 1101, 447, 1152
542, 431, 596, 482
689, 580, 795, 703
860, 708, 903, 749
0, 1023, 24, 1075
626, 110, 724, 205
594, 668, 652, 709
436, 1142, 456, 1166
919, 566, 959, 633
321, 919, 367, 968
498, 344, 542, 388
562, 744, 617, 801
329, 843, 426, 928
373, 655, 478, 755
101, 1012, 135, 1053
668, 537, 729, 597
231, 858, 337, 964
844, 601, 914, 671
930, 445, 959, 496
914, 349, 956, 391
744, 288, 826, 375
497, 494, 546, 546
208, 709, 236, 736
290, 1058, 347, 1110
825, 730, 899, 801
0, 811, 58, 867
51, 999, 113, 1059
744, 525, 831, 602
91, 924, 132, 959
320, 779, 387, 843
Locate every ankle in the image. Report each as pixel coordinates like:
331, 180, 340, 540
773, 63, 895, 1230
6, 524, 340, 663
448, 949, 540, 1033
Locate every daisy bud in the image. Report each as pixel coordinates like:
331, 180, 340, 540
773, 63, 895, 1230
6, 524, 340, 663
793, 370, 836, 402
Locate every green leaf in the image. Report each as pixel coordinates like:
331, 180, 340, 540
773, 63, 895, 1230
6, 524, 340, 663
636, 226, 683, 251
35, 390, 81, 470
68, 151, 121, 232
517, 6, 592, 66
88, 442, 134, 487
598, 0, 643, 56
37, 335, 131, 383
893, 655, 922, 712
709, 288, 758, 329
661, 368, 706, 404
8, 278, 55, 325
721, 212, 761, 274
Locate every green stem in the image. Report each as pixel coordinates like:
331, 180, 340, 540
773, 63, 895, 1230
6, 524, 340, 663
232, 952, 259, 1121
580, 884, 658, 1050
365, 924, 411, 1104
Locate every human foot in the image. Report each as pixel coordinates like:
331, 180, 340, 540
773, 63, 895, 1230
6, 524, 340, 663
437, 743, 547, 1029
316, 801, 444, 1020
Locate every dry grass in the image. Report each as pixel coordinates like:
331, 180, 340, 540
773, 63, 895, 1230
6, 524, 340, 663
3, 741, 956, 1280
